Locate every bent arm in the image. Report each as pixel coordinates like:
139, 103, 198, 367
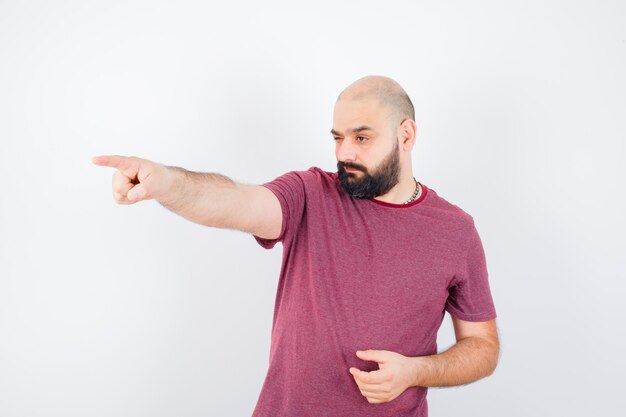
409, 318, 500, 387
158, 166, 282, 240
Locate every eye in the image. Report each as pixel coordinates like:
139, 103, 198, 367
356, 136, 368, 143
333, 137, 342, 141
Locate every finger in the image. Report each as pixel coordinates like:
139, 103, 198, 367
113, 170, 134, 194
358, 382, 389, 393
112, 171, 143, 204
360, 388, 387, 399
127, 184, 148, 201
107, 157, 145, 190
350, 368, 388, 384
111, 171, 134, 204
365, 396, 385, 404
352, 374, 388, 393
112, 185, 148, 204
356, 349, 388, 364
92, 155, 136, 171
368, 369, 393, 382
113, 192, 133, 205
349, 367, 369, 383
357, 387, 387, 403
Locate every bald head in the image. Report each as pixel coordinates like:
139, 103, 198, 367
337, 75, 415, 126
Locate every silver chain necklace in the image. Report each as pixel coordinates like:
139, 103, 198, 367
403, 177, 421, 204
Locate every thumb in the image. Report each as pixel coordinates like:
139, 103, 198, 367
127, 184, 148, 202
356, 349, 388, 363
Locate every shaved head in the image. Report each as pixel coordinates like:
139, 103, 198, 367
332, 75, 418, 201
336, 75, 415, 127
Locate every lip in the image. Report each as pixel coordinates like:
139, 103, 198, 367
344, 167, 360, 172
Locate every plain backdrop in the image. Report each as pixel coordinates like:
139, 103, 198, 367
1, 0, 624, 416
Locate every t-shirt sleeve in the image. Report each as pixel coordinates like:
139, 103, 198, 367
252, 170, 307, 250
445, 221, 497, 321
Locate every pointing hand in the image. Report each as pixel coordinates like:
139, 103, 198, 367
92, 155, 172, 204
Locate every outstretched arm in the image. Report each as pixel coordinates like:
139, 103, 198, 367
92, 154, 282, 240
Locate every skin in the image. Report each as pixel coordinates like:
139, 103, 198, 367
93, 75, 500, 405
91, 155, 282, 239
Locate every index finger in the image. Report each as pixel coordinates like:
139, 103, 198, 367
350, 368, 388, 384
92, 155, 134, 170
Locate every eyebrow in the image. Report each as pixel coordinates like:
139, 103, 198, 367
330, 125, 375, 136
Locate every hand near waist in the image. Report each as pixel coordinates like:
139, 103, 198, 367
349, 350, 417, 404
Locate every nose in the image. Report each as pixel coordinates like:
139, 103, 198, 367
336, 139, 357, 163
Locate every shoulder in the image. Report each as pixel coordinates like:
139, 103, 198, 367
289, 166, 339, 190
262, 166, 340, 197
302, 166, 337, 181
422, 185, 477, 231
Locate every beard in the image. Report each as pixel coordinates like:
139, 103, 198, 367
337, 140, 401, 199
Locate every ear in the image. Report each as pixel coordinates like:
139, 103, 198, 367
398, 118, 417, 151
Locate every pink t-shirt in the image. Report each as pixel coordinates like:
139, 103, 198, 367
252, 167, 497, 417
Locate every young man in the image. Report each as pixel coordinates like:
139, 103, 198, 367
93, 75, 499, 417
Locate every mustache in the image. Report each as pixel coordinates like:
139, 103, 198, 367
337, 161, 367, 172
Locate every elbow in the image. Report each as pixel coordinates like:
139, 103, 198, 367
485, 337, 500, 377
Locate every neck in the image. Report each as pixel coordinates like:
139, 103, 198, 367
373, 170, 418, 204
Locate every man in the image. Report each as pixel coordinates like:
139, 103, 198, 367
93, 75, 499, 416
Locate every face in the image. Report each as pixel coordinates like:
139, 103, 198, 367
332, 98, 401, 199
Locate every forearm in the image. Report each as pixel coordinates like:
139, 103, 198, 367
409, 336, 499, 388
157, 166, 247, 230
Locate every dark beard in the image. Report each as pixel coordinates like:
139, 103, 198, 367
337, 141, 401, 199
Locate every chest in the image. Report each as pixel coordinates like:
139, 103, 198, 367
294, 202, 463, 318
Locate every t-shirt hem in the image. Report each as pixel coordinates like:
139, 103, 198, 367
446, 307, 497, 322
252, 183, 287, 249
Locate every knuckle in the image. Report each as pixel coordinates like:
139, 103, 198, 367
113, 193, 131, 204
112, 176, 125, 190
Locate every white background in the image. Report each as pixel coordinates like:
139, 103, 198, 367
1, 0, 624, 416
